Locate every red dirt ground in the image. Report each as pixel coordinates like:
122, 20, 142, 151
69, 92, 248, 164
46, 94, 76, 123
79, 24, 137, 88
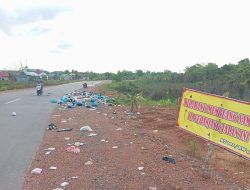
22, 88, 250, 190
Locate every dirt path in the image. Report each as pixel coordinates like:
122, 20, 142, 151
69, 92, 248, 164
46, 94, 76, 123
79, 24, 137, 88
22, 89, 249, 190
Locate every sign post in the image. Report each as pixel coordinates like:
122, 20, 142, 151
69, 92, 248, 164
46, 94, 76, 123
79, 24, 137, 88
177, 88, 250, 160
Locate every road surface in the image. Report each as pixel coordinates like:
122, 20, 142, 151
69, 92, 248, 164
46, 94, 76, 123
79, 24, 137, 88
0, 81, 102, 190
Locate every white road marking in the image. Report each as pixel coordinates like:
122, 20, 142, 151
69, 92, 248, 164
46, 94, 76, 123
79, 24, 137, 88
5, 98, 21, 105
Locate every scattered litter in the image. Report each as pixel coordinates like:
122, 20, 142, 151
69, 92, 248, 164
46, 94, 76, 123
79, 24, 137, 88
61, 120, 67, 123
162, 156, 176, 164
125, 111, 134, 116
88, 133, 97, 137
11, 112, 17, 116
112, 146, 118, 149
57, 128, 73, 132
47, 123, 57, 130
164, 144, 169, 150
102, 113, 108, 116
50, 98, 57, 103
64, 137, 70, 141
31, 168, 42, 175
153, 130, 158, 133
101, 139, 106, 142
105, 141, 109, 143
140, 172, 145, 175
71, 176, 79, 179
80, 126, 93, 132
138, 166, 144, 171
52, 115, 61, 117
66, 146, 80, 153
74, 142, 85, 146
53, 188, 63, 190
49, 166, 57, 170
61, 182, 69, 187
85, 161, 93, 165
149, 187, 157, 190
130, 142, 133, 144
90, 108, 96, 111
116, 128, 122, 131
58, 91, 115, 109
45, 151, 51, 155
45, 147, 55, 151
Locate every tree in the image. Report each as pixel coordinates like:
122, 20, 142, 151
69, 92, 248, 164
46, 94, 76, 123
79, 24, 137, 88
136, 70, 143, 77
64, 70, 70, 74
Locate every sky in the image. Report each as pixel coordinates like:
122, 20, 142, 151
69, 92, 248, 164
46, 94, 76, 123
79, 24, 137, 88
0, 0, 249, 73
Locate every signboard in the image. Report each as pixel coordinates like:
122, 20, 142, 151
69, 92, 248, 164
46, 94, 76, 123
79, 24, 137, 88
177, 88, 250, 159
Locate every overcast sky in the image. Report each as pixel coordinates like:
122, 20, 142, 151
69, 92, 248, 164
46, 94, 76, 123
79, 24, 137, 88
0, 0, 249, 73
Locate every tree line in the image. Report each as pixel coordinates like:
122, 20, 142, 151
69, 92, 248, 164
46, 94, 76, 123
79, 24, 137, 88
97, 58, 250, 102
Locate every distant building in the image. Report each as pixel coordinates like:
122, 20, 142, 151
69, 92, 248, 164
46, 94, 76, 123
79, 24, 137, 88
23, 69, 48, 79
60, 74, 72, 80
0, 71, 9, 81
15, 71, 30, 82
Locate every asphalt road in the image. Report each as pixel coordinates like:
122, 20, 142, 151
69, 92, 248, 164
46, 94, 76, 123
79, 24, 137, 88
0, 81, 102, 190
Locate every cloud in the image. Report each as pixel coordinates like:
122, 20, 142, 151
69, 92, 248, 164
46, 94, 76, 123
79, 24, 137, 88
29, 26, 51, 35
49, 49, 63, 54
49, 42, 72, 54
0, 5, 68, 34
57, 43, 72, 49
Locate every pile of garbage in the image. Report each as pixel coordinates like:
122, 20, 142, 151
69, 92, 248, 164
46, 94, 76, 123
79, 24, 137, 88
51, 91, 115, 109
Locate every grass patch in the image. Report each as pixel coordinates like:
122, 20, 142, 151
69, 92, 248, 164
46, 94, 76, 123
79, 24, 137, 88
102, 81, 178, 107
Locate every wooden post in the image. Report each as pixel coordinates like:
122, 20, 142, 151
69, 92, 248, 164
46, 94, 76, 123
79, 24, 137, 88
202, 143, 215, 177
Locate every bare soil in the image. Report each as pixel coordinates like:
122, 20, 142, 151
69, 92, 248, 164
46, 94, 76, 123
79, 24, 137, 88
22, 88, 250, 190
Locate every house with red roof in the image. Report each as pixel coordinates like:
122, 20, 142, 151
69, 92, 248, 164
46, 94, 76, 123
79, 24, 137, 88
0, 71, 9, 81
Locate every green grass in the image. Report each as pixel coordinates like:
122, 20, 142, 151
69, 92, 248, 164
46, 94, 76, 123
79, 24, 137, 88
140, 97, 178, 106
102, 81, 178, 107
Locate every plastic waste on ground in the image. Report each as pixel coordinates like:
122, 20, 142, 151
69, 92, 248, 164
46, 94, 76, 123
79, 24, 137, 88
55, 90, 116, 110
60, 182, 69, 187
138, 166, 144, 171
31, 168, 42, 174
66, 146, 80, 153
45, 147, 55, 151
11, 112, 17, 116
84, 161, 93, 165
74, 142, 85, 146
149, 187, 157, 190
47, 123, 57, 130
80, 126, 93, 132
87, 133, 97, 137
50, 98, 57, 103
162, 156, 176, 164
57, 128, 73, 132
49, 166, 57, 170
